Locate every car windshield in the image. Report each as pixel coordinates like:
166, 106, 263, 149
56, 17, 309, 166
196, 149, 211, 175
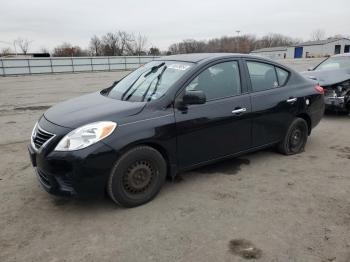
107, 61, 193, 102
315, 56, 350, 71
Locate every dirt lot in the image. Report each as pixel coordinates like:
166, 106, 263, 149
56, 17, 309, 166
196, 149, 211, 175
1, 61, 350, 262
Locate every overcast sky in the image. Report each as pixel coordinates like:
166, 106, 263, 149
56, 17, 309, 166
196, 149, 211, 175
0, 0, 349, 52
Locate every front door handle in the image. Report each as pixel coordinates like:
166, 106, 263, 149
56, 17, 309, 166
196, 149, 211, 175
286, 97, 297, 103
232, 108, 247, 114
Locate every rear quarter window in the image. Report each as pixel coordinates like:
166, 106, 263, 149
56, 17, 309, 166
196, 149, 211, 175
276, 67, 289, 86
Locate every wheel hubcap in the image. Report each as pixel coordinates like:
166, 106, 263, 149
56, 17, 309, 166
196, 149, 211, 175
123, 161, 154, 194
289, 125, 304, 152
291, 129, 302, 146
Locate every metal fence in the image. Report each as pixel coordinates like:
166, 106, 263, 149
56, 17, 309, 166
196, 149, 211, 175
0, 56, 160, 76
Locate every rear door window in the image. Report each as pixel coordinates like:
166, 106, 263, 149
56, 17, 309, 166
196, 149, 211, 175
247, 61, 279, 92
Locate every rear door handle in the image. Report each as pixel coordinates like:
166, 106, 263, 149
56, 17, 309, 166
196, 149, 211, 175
232, 108, 247, 114
286, 97, 297, 103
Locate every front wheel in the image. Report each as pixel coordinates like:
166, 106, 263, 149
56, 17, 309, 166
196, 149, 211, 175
277, 118, 308, 155
107, 146, 167, 207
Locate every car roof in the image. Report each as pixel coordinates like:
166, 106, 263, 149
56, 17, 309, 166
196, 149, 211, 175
157, 53, 263, 63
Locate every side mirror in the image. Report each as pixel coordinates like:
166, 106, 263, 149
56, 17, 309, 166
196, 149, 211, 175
182, 90, 206, 105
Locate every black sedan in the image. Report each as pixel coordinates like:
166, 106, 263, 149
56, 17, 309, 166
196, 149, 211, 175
302, 53, 350, 113
28, 53, 325, 207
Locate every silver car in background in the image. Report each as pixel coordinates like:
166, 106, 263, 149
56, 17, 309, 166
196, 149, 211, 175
302, 53, 350, 113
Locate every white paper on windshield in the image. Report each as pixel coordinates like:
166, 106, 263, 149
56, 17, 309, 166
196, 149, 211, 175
168, 64, 191, 71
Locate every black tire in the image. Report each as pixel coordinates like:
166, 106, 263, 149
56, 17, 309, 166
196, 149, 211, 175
277, 118, 308, 155
107, 146, 166, 207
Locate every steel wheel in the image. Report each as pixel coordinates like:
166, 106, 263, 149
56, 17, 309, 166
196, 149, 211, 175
122, 160, 156, 195
288, 126, 304, 152
108, 146, 166, 207
278, 118, 308, 155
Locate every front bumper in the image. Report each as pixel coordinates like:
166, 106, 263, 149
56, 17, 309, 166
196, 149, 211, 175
28, 145, 74, 196
28, 142, 118, 197
28, 117, 119, 197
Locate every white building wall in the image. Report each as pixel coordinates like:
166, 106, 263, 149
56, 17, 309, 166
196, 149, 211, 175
321, 39, 350, 56
287, 39, 350, 58
286, 48, 294, 59
251, 50, 287, 59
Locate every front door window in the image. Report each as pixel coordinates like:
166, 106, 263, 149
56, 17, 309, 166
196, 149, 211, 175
186, 61, 241, 100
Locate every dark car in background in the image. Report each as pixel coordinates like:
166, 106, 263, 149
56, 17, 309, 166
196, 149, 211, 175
28, 53, 325, 207
302, 53, 350, 113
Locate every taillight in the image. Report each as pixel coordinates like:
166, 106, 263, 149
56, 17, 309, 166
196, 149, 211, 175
315, 85, 324, 94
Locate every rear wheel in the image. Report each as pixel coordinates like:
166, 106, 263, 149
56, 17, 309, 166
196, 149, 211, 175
277, 118, 308, 155
107, 146, 166, 207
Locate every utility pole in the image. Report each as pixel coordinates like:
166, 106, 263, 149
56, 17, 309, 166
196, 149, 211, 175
235, 30, 241, 53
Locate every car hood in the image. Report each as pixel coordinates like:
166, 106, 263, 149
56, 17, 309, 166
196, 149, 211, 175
301, 68, 350, 86
44, 92, 146, 129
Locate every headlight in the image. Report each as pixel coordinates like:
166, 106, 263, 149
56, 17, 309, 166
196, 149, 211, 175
55, 121, 117, 151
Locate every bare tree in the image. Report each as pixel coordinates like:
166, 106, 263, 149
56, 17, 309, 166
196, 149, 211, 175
132, 33, 148, 55
89, 35, 102, 56
117, 31, 134, 55
169, 39, 206, 54
311, 29, 326, 41
102, 32, 119, 55
99, 31, 136, 56
168, 33, 299, 54
1, 47, 12, 57
14, 38, 32, 54
148, 46, 160, 56
255, 33, 298, 49
52, 43, 87, 57
40, 47, 50, 54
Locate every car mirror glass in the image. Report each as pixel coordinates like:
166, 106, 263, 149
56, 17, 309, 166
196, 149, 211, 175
182, 90, 206, 105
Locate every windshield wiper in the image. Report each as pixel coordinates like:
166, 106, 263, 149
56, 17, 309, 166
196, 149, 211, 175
121, 73, 145, 101
125, 76, 158, 101
145, 65, 167, 101
121, 62, 165, 101
144, 62, 165, 77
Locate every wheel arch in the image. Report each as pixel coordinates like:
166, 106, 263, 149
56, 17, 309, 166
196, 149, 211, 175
296, 113, 312, 135
116, 140, 176, 178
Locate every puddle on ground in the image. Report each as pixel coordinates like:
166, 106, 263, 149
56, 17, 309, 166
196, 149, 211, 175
13, 105, 51, 111
229, 239, 262, 259
193, 158, 250, 175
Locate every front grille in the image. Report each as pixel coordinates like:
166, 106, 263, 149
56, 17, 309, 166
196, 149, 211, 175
56, 175, 74, 191
32, 125, 55, 150
37, 169, 51, 187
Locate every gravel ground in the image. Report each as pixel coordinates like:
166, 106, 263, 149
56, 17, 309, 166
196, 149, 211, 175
1, 59, 350, 262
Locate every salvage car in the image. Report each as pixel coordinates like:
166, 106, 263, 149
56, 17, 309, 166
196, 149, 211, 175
28, 53, 325, 207
302, 53, 350, 113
